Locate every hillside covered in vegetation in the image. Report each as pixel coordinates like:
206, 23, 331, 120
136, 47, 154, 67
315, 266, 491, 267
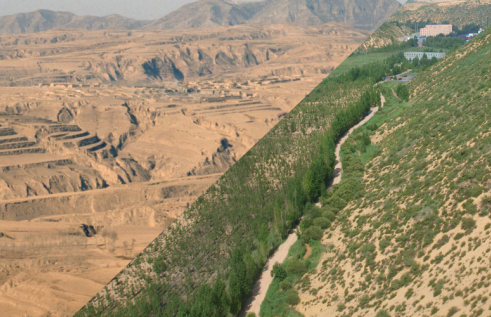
389, 0, 491, 29
265, 26, 491, 317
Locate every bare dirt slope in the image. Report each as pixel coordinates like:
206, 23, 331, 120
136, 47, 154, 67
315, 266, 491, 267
0, 20, 382, 317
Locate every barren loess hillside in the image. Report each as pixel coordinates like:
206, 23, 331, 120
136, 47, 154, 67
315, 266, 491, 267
289, 27, 491, 317
0, 12, 392, 317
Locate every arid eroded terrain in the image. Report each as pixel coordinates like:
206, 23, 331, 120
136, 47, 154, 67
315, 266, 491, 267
0, 22, 374, 316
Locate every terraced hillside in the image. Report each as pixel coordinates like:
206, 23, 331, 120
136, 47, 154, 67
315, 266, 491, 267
278, 27, 491, 317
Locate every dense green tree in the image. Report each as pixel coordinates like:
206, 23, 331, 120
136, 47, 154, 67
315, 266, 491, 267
271, 263, 287, 280
301, 226, 324, 243
396, 85, 410, 101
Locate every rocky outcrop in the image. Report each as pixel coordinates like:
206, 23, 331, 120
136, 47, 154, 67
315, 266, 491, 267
187, 138, 236, 176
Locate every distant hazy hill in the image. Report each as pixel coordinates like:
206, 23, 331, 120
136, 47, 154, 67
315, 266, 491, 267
0, 9, 149, 34
0, 0, 401, 35
147, 0, 401, 31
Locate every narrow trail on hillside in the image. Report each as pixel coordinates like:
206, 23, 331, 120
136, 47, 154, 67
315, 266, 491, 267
331, 94, 385, 186
391, 86, 399, 99
241, 94, 385, 317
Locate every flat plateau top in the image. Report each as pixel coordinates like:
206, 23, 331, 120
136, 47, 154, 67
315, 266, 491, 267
0, 153, 65, 167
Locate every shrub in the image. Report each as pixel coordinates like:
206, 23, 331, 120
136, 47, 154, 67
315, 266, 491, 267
360, 294, 370, 306
454, 232, 465, 240
285, 260, 307, 276
434, 279, 444, 296
396, 85, 410, 101
279, 280, 292, 290
461, 217, 476, 231
391, 279, 403, 291
379, 239, 391, 250
285, 289, 300, 305
271, 263, 287, 280
322, 210, 336, 221
152, 257, 167, 275
405, 288, 414, 299
246, 313, 256, 317
447, 307, 459, 317
302, 226, 324, 243
313, 217, 331, 229
376, 309, 391, 317
431, 306, 439, 315
325, 196, 348, 212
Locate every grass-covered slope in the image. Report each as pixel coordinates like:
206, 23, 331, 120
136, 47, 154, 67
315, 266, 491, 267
290, 28, 491, 317
389, 1, 491, 29
358, 22, 407, 52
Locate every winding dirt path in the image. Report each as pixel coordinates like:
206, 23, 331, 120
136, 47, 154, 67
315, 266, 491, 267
240, 229, 299, 316
332, 94, 385, 186
242, 94, 385, 316
391, 87, 399, 99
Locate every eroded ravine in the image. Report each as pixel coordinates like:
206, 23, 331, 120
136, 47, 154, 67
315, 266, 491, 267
243, 94, 385, 316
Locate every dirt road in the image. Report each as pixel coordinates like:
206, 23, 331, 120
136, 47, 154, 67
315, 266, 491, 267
240, 229, 299, 316
332, 94, 384, 185
242, 94, 385, 316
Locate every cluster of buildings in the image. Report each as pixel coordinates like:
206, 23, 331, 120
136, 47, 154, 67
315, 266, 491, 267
461, 28, 485, 41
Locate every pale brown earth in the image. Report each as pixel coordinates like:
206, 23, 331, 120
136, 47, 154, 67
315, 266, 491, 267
0, 23, 375, 317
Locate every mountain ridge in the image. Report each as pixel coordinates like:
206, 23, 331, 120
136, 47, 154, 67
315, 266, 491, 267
147, 0, 401, 31
0, 9, 151, 34
0, 0, 400, 35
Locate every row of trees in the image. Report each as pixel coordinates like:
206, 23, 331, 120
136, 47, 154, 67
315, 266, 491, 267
423, 34, 465, 51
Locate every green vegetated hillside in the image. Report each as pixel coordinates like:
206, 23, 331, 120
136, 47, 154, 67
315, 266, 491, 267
389, 0, 491, 28
264, 27, 491, 317
358, 22, 407, 52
